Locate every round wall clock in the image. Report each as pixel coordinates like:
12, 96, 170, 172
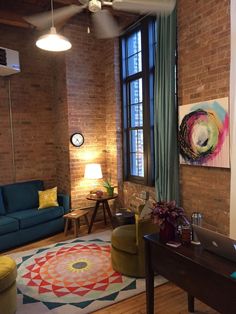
70, 133, 84, 147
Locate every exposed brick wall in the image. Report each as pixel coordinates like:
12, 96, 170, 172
53, 54, 71, 195
64, 17, 110, 209
0, 25, 57, 188
178, 0, 230, 234
103, 38, 123, 205
0, 78, 12, 183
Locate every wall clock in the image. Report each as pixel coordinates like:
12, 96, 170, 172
70, 133, 84, 147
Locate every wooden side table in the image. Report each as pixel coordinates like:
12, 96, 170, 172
63, 209, 89, 237
86, 193, 118, 234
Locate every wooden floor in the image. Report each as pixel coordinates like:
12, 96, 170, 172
5, 222, 218, 314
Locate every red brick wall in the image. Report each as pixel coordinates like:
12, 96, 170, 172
178, 0, 230, 234
0, 19, 123, 212
0, 25, 57, 188
103, 38, 123, 206
60, 17, 127, 210
53, 54, 71, 195
0, 78, 12, 183
64, 17, 112, 209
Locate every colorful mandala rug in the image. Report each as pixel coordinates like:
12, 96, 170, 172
12, 231, 167, 314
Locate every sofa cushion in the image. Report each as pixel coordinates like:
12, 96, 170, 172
2, 180, 44, 213
111, 224, 137, 254
0, 216, 19, 235
7, 206, 64, 229
0, 188, 5, 215
38, 187, 59, 209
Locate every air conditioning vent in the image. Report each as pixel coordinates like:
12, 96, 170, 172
0, 48, 7, 66
0, 47, 20, 76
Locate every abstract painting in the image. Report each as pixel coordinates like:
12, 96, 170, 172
179, 97, 229, 168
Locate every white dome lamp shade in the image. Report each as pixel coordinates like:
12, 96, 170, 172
36, 26, 71, 52
36, 0, 72, 52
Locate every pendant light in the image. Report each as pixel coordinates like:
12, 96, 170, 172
36, 0, 72, 52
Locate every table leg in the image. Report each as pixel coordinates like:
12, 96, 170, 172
84, 214, 90, 228
64, 218, 69, 236
88, 201, 100, 234
188, 294, 195, 313
102, 202, 107, 225
104, 200, 114, 228
73, 219, 79, 238
145, 240, 154, 314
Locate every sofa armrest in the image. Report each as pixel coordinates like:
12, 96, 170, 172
57, 194, 70, 213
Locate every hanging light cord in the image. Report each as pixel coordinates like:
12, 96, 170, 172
51, 0, 54, 28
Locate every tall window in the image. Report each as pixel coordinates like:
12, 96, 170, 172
121, 18, 156, 185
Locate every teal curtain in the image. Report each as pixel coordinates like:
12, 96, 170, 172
154, 9, 179, 203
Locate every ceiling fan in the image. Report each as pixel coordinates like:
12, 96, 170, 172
24, 0, 176, 39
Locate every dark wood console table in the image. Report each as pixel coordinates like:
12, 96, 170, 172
144, 233, 236, 314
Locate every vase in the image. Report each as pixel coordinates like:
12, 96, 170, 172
159, 221, 176, 243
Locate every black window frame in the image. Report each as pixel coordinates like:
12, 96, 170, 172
121, 17, 156, 186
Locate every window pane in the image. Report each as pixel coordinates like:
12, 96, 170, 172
127, 52, 142, 76
127, 31, 141, 57
130, 78, 143, 127
130, 153, 144, 177
131, 104, 143, 127
130, 79, 142, 104
130, 130, 143, 153
130, 130, 144, 176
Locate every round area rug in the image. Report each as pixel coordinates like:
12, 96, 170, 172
17, 240, 128, 305
15, 234, 167, 313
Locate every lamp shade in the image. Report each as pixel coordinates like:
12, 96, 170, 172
36, 27, 72, 52
84, 164, 103, 179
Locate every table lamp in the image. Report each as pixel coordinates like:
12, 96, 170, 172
84, 163, 103, 195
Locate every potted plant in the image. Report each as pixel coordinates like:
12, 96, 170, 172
151, 200, 189, 243
103, 179, 115, 196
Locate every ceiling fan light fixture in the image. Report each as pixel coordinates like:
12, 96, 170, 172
36, 26, 72, 52
88, 0, 102, 13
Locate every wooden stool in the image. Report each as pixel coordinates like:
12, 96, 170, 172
63, 209, 89, 237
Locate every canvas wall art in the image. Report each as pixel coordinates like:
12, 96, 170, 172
179, 97, 229, 168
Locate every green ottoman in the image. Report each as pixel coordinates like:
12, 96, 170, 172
111, 217, 157, 277
0, 256, 17, 314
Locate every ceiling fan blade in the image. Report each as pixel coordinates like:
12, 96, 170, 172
24, 4, 86, 30
92, 10, 120, 39
112, 0, 176, 15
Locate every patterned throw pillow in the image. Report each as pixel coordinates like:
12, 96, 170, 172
139, 201, 152, 220
38, 187, 59, 209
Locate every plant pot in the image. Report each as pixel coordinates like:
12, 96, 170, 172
159, 221, 176, 243
106, 186, 114, 196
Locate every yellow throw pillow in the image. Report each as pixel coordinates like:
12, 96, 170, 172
38, 187, 59, 209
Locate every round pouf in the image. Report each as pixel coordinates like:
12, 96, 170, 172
0, 256, 17, 314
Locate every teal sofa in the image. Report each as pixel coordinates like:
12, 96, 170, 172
0, 180, 70, 252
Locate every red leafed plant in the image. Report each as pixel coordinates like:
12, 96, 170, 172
151, 200, 189, 227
